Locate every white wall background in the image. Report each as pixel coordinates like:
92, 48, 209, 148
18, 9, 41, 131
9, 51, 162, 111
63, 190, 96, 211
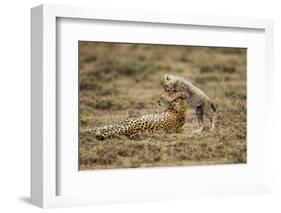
0, 0, 280, 212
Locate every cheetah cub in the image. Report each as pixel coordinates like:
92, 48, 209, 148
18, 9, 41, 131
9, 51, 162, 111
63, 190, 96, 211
162, 74, 216, 132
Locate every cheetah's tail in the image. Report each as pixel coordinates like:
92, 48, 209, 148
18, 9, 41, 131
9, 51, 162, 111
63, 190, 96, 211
210, 101, 217, 112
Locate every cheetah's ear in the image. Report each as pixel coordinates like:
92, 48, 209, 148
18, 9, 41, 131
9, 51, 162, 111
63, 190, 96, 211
164, 74, 170, 81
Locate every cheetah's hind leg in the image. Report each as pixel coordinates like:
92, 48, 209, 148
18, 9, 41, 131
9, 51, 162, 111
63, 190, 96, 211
210, 116, 215, 132
193, 106, 204, 133
204, 106, 215, 132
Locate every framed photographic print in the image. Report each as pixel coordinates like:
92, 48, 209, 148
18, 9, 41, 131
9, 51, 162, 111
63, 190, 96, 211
31, 4, 274, 208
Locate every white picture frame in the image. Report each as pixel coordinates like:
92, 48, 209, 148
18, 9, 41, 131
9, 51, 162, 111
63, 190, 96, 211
31, 4, 274, 208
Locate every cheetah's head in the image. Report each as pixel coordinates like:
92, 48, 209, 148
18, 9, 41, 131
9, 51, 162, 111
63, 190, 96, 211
163, 74, 182, 92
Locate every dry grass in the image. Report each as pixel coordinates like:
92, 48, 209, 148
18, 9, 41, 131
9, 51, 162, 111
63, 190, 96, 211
79, 42, 247, 170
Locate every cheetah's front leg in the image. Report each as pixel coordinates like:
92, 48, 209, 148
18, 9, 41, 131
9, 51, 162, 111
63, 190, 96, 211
210, 117, 215, 131
203, 103, 216, 132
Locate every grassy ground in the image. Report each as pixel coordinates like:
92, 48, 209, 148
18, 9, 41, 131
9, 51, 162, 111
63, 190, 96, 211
79, 42, 247, 170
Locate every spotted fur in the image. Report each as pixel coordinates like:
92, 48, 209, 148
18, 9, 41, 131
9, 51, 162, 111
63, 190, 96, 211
162, 74, 216, 131
95, 96, 186, 140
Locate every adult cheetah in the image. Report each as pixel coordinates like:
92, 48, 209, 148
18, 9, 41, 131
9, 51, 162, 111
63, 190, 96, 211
162, 74, 216, 132
95, 94, 186, 140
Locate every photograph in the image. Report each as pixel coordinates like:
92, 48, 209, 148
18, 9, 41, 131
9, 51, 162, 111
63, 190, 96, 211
79, 41, 247, 170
